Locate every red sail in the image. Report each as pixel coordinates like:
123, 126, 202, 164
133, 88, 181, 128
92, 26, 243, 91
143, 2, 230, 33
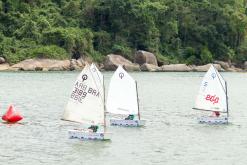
2, 105, 23, 123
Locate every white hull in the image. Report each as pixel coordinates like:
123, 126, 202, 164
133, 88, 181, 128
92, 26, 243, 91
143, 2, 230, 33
110, 119, 146, 127
197, 116, 228, 124
68, 129, 111, 140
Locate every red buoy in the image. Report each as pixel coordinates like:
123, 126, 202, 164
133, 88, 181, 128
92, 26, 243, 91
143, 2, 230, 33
2, 105, 23, 123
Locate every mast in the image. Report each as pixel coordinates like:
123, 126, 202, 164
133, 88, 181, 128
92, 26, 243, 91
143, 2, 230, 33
135, 81, 140, 120
103, 75, 106, 132
225, 81, 229, 118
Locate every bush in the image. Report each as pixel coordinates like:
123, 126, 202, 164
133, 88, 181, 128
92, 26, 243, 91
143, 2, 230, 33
200, 47, 213, 64
31, 45, 68, 59
155, 53, 170, 65
93, 31, 112, 54
90, 51, 105, 63
186, 55, 199, 65
112, 44, 132, 60
43, 27, 94, 58
0, 36, 68, 64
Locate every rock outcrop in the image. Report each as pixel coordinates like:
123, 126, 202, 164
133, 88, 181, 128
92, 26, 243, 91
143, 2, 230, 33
140, 63, 161, 72
0, 57, 5, 64
193, 64, 223, 72
161, 64, 192, 72
70, 58, 86, 70
0, 63, 10, 71
134, 50, 158, 66
227, 65, 243, 72
11, 59, 71, 71
104, 54, 140, 71
1, 55, 245, 72
214, 61, 230, 70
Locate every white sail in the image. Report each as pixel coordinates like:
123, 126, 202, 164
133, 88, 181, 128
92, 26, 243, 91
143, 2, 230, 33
62, 65, 104, 126
194, 64, 228, 113
106, 66, 139, 115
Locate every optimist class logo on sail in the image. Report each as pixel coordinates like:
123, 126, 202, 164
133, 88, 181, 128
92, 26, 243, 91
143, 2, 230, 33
119, 72, 124, 79
70, 74, 100, 103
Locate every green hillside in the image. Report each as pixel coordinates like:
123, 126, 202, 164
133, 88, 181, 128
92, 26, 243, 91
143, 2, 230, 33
0, 0, 247, 65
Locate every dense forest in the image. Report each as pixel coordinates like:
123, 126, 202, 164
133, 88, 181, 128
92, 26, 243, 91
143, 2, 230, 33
0, 0, 247, 65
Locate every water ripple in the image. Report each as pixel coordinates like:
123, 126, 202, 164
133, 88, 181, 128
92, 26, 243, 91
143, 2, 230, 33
0, 72, 246, 165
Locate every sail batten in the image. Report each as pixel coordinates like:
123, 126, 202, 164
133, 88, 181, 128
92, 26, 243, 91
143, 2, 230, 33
62, 65, 104, 126
106, 66, 139, 115
194, 64, 228, 113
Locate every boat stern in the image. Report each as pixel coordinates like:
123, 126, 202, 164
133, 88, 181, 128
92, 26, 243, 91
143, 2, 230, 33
110, 119, 146, 127
197, 116, 228, 124
68, 129, 110, 140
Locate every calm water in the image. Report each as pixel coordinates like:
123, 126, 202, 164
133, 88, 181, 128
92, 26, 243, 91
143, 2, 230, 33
0, 71, 247, 165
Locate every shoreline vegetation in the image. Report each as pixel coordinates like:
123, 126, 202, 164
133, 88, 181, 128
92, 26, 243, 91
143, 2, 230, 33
0, 50, 246, 72
0, 1, 247, 71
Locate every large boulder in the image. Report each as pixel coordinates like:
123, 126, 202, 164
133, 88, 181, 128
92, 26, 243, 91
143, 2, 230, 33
77, 58, 86, 68
70, 58, 86, 70
11, 59, 70, 71
227, 65, 243, 72
40, 59, 71, 71
0, 63, 10, 71
104, 54, 140, 71
214, 61, 230, 70
11, 59, 39, 71
140, 63, 161, 72
161, 64, 192, 72
0, 57, 5, 64
134, 50, 158, 66
193, 64, 223, 72
244, 61, 247, 71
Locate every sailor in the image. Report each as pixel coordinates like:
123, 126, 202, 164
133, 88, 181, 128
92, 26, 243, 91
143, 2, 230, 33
88, 125, 99, 132
213, 111, 220, 117
125, 114, 134, 120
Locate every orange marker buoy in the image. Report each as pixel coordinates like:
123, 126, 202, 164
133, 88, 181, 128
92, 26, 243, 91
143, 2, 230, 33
2, 105, 23, 123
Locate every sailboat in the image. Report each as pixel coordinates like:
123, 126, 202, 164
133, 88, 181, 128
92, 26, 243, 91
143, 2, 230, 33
62, 63, 111, 140
193, 64, 229, 124
106, 65, 145, 127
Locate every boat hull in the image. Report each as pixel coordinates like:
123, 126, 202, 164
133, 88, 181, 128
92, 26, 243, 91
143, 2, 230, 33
197, 116, 228, 124
110, 119, 146, 127
68, 129, 111, 140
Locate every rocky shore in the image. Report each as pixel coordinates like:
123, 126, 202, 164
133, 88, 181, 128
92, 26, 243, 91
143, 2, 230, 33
0, 50, 246, 72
